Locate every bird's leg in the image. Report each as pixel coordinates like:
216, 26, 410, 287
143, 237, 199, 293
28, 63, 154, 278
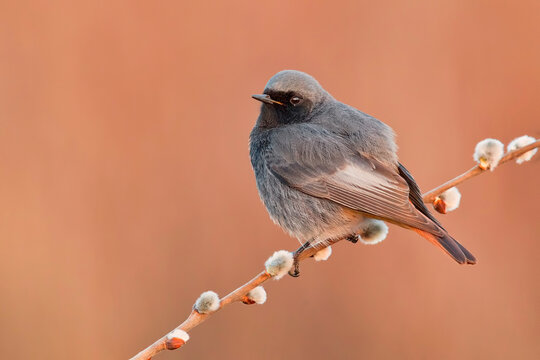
288, 240, 312, 277
346, 234, 358, 243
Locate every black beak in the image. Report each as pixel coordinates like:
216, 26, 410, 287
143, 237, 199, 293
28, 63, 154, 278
251, 94, 284, 106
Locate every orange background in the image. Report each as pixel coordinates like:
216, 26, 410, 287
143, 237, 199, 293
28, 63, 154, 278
1, 1, 539, 359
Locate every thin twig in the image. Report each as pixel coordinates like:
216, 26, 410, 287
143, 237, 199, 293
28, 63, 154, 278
422, 140, 539, 203
129, 239, 340, 360
130, 139, 538, 360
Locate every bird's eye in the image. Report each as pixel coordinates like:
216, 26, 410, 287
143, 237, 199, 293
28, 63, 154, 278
290, 96, 302, 106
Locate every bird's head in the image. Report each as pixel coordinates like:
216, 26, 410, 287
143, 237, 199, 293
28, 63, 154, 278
252, 70, 331, 128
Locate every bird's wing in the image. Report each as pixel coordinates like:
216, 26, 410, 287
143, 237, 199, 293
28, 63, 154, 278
265, 126, 475, 264
397, 162, 444, 229
266, 132, 443, 236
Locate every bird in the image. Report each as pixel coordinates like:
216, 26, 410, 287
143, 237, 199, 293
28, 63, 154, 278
249, 70, 476, 276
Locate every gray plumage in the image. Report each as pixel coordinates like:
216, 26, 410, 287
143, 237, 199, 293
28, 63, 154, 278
250, 70, 476, 264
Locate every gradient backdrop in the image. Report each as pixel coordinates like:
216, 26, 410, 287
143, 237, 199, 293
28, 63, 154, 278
1, 1, 539, 359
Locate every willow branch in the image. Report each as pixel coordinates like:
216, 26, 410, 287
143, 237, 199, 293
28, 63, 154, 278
128, 238, 340, 360
422, 140, 539, 203
130, 139, 538, 360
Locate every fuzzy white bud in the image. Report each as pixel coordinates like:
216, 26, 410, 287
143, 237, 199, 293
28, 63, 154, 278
264, 250, 294, 280
437, 187, 461, 213
245, 286, 267, 305
473, 138, 504, 171
313, 246, 332, 261
194, 291, 220, 314
507, 135, 537, 164
167, 329, 190, 343
165, 329, 190, 349
358, 219, 388, 245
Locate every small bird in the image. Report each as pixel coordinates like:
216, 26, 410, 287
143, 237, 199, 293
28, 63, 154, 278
250, 70, 476, 276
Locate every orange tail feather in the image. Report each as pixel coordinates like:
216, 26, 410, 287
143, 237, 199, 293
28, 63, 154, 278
414, 229, 476, 265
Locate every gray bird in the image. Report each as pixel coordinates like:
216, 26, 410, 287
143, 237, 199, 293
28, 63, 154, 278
250, 70, 476, 276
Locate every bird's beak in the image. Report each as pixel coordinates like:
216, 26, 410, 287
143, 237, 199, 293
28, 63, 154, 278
251, 94, 284, 106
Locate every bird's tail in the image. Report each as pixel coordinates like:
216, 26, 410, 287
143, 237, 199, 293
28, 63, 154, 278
414, 229, 477, 265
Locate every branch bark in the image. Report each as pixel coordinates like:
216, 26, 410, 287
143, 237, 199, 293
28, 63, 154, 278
130, 139, 539, 360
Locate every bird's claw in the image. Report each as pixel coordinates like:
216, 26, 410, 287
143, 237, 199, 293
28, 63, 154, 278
288, 241, 311, 278
288, 258, 301, 277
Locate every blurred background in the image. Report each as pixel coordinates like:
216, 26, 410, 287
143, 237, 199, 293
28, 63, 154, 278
1, 1, 539, 359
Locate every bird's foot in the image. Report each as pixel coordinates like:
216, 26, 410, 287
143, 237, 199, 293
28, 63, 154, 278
288, 258, 301, 277
346, 234, 358, 244
288, 240, 311, 278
